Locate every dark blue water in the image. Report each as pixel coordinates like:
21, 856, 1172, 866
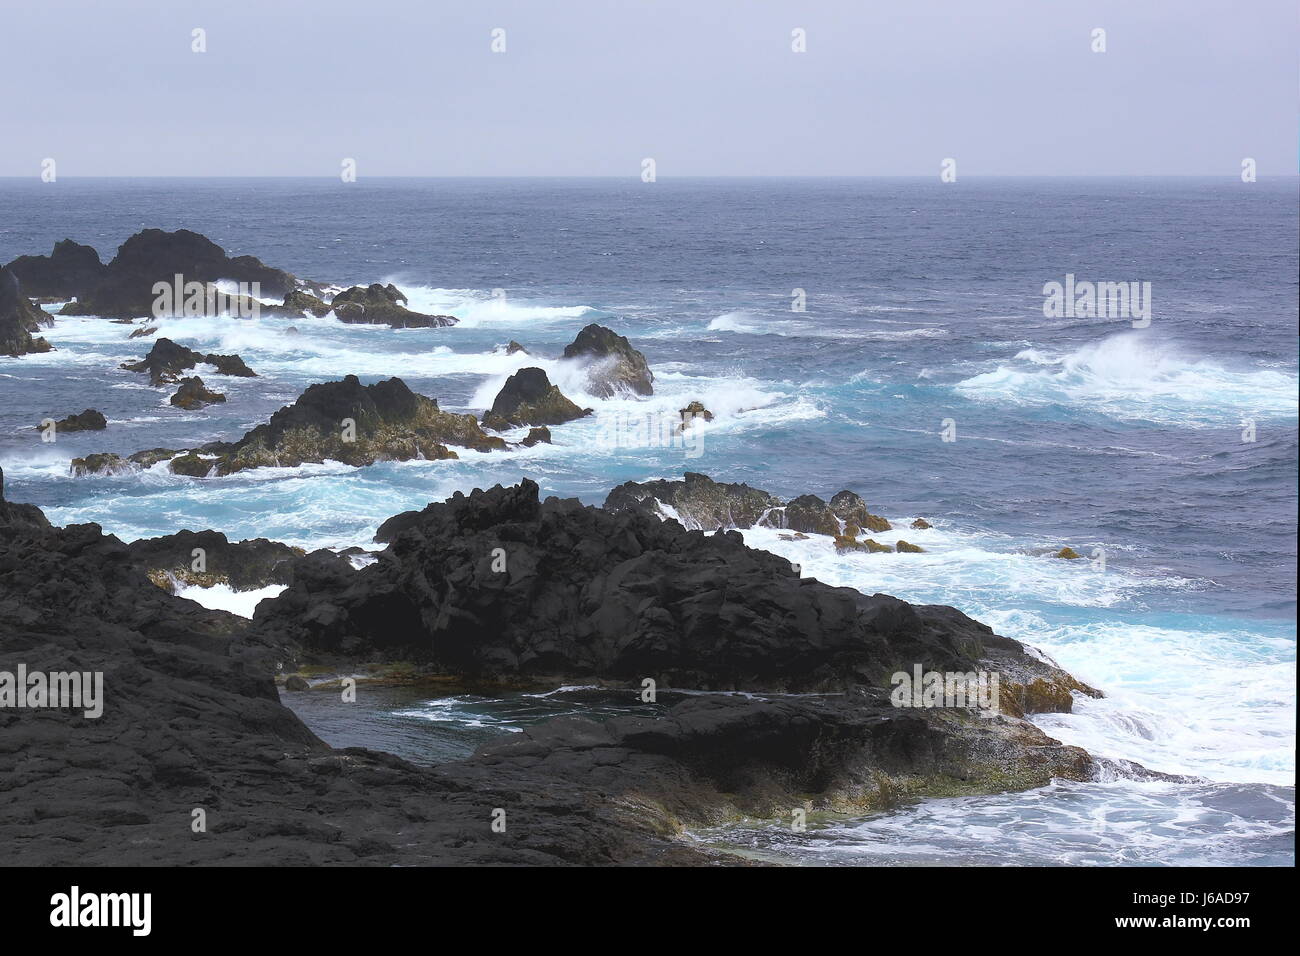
1, 177, 1295, 864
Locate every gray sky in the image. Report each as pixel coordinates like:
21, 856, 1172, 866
5, 0, 1296, 176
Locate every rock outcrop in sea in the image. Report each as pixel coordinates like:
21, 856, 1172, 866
482, 367, 591, 430
604, 472, 891, 537
122, 337, 256, 385
561, 324, 654, 397
25, 229, 301, 319
43, 409, 108, 433
327, 283, 457, 328
170, 376, 227, 409
0, 266, 54, 357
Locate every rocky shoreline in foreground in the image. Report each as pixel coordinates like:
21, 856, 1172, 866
1, 466, 1126, 866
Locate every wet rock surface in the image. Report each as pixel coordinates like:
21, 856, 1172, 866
561, 324, 654, 397
0, 266, 54, 357
482, 367, 590, 430
329, 284, 457, 328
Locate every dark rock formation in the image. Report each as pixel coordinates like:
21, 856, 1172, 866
504, 340, 527, 355
896, 540, 925, 554
263, 480, 1096, 708
170, 376, 227, 410
44, 409, 107, 433
561, 324, 654, 397
122, 338, 256, 385
482, 368, 590, 430
329, 284, 456, 328
911, 518, 933, 530
603, 472, 781, 532
604, 474, 892, 538
520, 427, 551, 447
270, 289, 332, 319
52, 229, 298, 319
4, 239, 107, 299
161, 375, 506, 476
123, 529, 303, 591
128, 325, 158, 339
1055, 547, 1081, 560
0, 266, 54, 357
0, 466, 51, 532
677, 400, 713, 432
1, 482, 1102, 866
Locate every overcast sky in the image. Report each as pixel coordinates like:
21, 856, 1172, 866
4, 0, 1296, 177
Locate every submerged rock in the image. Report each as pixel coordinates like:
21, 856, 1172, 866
520, 426, 552, 447
128, 325, 158, 339
122, 337, 256, 385
895, 540, 925, 553
170, 376, 227, 410
330, 284, 456, 328
482, 367, 590, 430
270, 289, 332, 319
911, 517, 933, 530
1055, 547, 1081, 560
561, 324, 654, 397
45, 408, 108, 433
0, 266, 54, 357
504, 340, 528, 355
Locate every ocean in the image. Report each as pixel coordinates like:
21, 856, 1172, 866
1, 176, 1295, 865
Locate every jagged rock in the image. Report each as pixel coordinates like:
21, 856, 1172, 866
125, 529, 303, 591
260, 480, 1102, 709
170, 376, 226, 410
561, 324, 654, 397
166, 375, 505, 476
834, 534, 867, 554
520, 427, 551, 447
69, 453, 135, 477
1055, 547, 1081, 560
122, 338, 256, 385
783, 495, 841, 536
481, 367, 590, 430
604, 472, 781, 532
4, 239, 107, 299
0, 266, 54, 357
911, 518, 933, 530
130, 448, 181, 468
504, 340, 527, 355
329, 284, 456, 328
864, 539, 893, 553
896, 540, 925, 554
44, 409, 107, 433
128, 325, 158, 339
828, 489, 891, 533
51, 229, 298, 318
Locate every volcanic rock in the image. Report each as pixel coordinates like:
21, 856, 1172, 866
329, 284, 457, 328
4, 239, 107, 299
170, 376, 227, 410
0, 266, 54, 357
44, 409, 107, 433
561, 324, 654, 397
482, 368, 590, 430
603, 472, 781, 532
122, 338, 256, 385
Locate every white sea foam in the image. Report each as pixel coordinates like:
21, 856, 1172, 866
174, 582, 286, 618
955, 332, 1299, 425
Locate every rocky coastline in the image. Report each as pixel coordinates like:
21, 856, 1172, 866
0, 466, 1114, 866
